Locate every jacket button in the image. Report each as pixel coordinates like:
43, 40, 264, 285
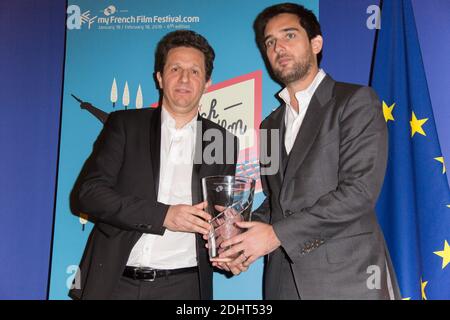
285, 210, 293, 216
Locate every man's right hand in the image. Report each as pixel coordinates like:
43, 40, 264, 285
163, 201, 211, 235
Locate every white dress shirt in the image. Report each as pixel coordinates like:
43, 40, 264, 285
279, 69, 326, 154
126, 107, 198, 269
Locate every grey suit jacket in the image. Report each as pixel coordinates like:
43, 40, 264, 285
254, 75, 401, 300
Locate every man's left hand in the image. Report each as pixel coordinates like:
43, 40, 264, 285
217, 221, 281, 267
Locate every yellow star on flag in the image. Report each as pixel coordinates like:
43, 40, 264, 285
402, 297, 411, 300
434, 240, 450, 269
410, 112, 428, 137
447, 205, 450, 208
421, 279, 428, 300
434, 157, 446, 174
382, 101, 395, 122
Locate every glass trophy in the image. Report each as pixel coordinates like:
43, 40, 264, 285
202, 175, 255, 261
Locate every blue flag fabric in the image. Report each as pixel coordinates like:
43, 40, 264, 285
372, 0, 450, 300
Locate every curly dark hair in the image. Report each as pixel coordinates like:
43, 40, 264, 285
254, 3, 322, 65
155, 30, 215, 81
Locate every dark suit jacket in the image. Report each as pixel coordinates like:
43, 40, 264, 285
69, 107, 237, 300
254, 75, 401, 299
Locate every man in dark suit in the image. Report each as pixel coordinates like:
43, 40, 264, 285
69, 30, 238, 300
216, 3, 401, 299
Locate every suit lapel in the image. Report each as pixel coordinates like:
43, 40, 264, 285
272, 107, 287, 182
149, 107, 162, 196
260, 107, 286, 193
191, 114, 206, 204
283, 76, 336, 184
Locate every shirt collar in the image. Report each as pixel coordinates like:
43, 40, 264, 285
278, 69, 326, 114
161, 106, 197, 133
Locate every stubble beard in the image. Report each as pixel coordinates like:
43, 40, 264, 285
273, 55, 313, 85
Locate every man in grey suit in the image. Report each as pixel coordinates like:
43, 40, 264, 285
215, 3, 401, 299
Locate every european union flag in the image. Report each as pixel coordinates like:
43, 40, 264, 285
371, 0, 450, 299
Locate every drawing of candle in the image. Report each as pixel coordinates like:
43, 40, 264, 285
110, 78, 118, 108
123, 81, 130, 110
79, 213, 89, 231
136, 84, 143, 109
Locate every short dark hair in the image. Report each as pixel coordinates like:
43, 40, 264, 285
155, 30, 215, 81
254, 3, 322, 64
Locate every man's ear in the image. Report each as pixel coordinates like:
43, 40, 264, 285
311, 35, 323, 55
156, 72, 163, 89
204, 78, 212, 93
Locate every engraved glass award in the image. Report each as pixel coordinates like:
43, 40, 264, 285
202, 175, 255, 261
